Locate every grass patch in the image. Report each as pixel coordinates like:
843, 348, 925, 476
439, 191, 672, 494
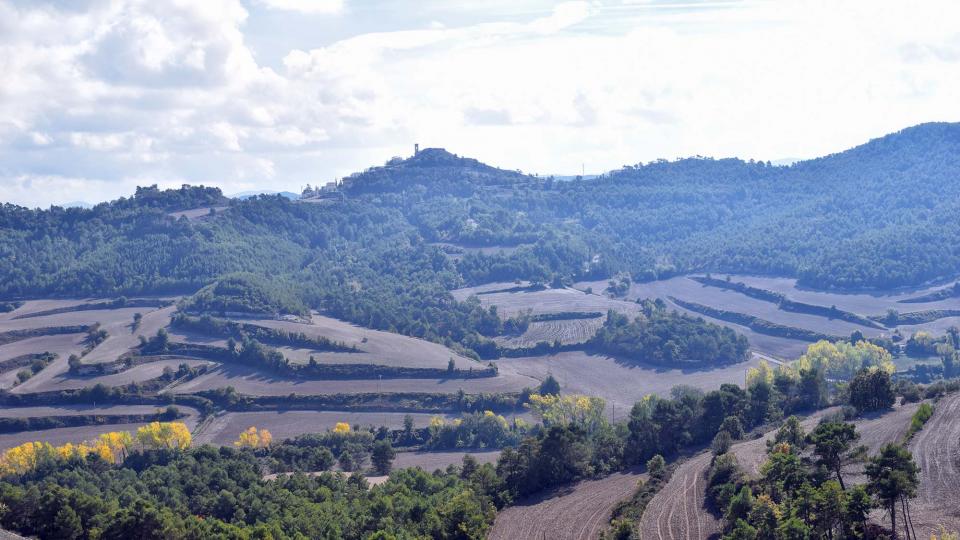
903, 402, 934, 442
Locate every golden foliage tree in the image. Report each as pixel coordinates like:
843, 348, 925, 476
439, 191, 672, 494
234, 426, 273, 449
527, 393, 606, 432
136, 422, 192, 450
793, 340, 894, 380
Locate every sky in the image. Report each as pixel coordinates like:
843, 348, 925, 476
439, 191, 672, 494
1, 0, 959, 207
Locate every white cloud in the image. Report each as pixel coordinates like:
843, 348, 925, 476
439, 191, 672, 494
256, 0, 343, 15
2, 0, 960, 207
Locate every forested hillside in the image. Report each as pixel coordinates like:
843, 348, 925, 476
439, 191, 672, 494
2, 123, 960, 352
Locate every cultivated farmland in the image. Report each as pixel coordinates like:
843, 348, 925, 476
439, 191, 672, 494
496, 350, 766, 412
0, 405, 202, 451
495, 317, 606, 348
195, 410, 460, 446
635, 404, 923, 540
908, 391, 960, 535
186, 314, 483, 369
172, 363, 538, 395
490, 467, 648, 540
452, 284, 642, 318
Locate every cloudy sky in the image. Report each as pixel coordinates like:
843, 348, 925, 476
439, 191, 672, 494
2, 0, 959, 207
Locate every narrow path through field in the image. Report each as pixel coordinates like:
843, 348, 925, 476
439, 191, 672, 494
908, 392, 960, 535
489, 468, 647, 540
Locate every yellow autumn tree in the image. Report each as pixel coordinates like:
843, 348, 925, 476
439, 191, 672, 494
136, 422, 192, 450
97, 431, 133, 462
747, 360, 775, 387
527, 393, 606, 433
235, 426, 273, 449
332, 422, 351, 433
0, 442, 57, 475
794, 340, 894, 380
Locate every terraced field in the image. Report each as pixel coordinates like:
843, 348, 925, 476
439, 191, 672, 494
172, 363, 538, 395
490, 468, 648, 540
636, 405, 921, 540
195, 410, 461, 446
574, 274, 960, 359
0, 332, 87, 390
453, 284, 642, 318
0, 405, 202, 451
216, 314, 481, 369
496, 350, 765, 412
82, 305, 176, 364
14, 358, 212, 394
909, 392, 960, 535
495, 317, 606, 348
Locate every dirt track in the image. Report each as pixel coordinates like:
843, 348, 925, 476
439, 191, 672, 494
909, 392, 960, 535
489, 468, 647, 540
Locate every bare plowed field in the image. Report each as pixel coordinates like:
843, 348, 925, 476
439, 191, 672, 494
909, 392, 960, 535
0, 406, 201, 451
0, 306, 145, 332
638, 408, 838, 540
735, 275, 960, 314
0, 299, 96, 322
490, 468, 648, 540
0, 332, 87, 390
496, 350, 765, 413
228, 315, 481, 369
0, 405, 176, 419
173, 363, 538, 396
495, 317, 606, 348
82, 305, 176, 364
452, 285, 641, 318
195, 410, 460, 445
15, 358, 212, 393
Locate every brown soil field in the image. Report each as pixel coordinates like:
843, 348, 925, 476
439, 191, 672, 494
621, 277, 881, 337
167, 206, 228, 220
0, 306, 146, 333
841, 402, 921, 488
452, 285, 642, 319
638, 408, 838, 540
390, 449, 501, 471
734, 275, 960, 314
82, 305, 176, 364
495, 317, 606, 348
0, 332, 88, 390
0, 406, 201, 451
576, 274, 960, 348
196, 411, 533, 447
0, 404, 178, 419
637, 404, 922, 540
194, 410, 461, 446
490, 467, 648, 540
222, 315, 482, 369
0, 299, 96, 322
496, 350, 766, 413
172, 363, 538, 396
908, 391, 960, 535
14, 358, 212, 393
